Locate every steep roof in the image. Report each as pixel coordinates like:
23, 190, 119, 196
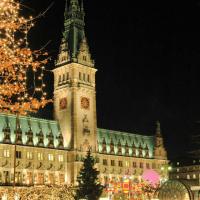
0, 113, 63, 149
97, 128, 154, 158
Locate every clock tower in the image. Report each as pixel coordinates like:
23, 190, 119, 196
53, 0, 97, 154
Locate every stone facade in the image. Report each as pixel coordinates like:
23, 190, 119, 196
0, 0, 168, 186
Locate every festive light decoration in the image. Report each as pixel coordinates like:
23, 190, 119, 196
0, 185, 74, 200
142, 169, 160, 186
0, 0, 51, 115
105, 177, 159, 200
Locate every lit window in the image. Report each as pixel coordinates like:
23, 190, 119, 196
125, 161, 129, 167
16, 151, 22, 159
58, 155, 64, 162
103, 159, 107, 166
193, 174, 196, 179
27, 152, 33, 160
38, 153, 43, 161
48, 154, 54, 161
3, 150, 10, 158
187, 174, 190, 179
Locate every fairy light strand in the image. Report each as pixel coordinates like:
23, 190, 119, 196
0, 0, 51, 115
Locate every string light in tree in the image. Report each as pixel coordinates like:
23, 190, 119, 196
0, 0, 51, 115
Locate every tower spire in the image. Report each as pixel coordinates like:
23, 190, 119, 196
65, 0, 68, 13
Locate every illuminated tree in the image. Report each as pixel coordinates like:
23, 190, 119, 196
75, 151, 104, 200
0, 185, 75, 200
0, 0, 50, 115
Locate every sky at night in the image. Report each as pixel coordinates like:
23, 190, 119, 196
23, 0, 200, 160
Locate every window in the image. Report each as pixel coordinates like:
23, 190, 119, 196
58, 155, 64, 162
63, 74, 66, 81
48, 154, 54, 161
152, 163, 156, 169
83, 73, 86, 81
3, 150, 10, 158
193, 174, 196, 179
58, 75, 61, 83
87, 74, 90, 82
133, 162, 137, 168
27, 152, 33, 160
125, 161, 130, 167
111, 160, 115, 166
139, 162, 143, 168
118, 161, 123, 167
146, 163, 150, 169
79, 72, 82, 80
38, 153, 43, 161
103, 159, 107, 166
66, 72, 69, 80
83, 56, 87, 61
187, 174, 190, 179
16, 151, 22, 159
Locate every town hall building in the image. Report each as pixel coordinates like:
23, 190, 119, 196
0, 0, 168, 186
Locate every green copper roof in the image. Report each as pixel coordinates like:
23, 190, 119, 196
97, 128, 154, 158
63, 0, 85, 59
0, 113, 64, 149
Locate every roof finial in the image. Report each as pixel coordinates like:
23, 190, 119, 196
156, 121, 161, 136
65, 0, 68, 12
81, 0, 84, 12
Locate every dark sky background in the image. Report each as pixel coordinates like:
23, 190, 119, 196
23, 0, 200, 160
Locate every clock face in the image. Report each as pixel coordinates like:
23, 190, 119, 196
81, 97, 90, 110
59, 98, 67, 110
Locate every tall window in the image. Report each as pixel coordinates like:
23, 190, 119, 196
79, 72, 82, 80
16, 151, 22, 159
48, 154, 54, 161
125, 161, 130, 167
118, 161, 123, 167
83, 73, 86, 81
103, 159, 107, 166
139, 162, 143, 168
87, 74, 90, 82
66, 72, 69, 80
58, 75, 61, 83
146, 163, 150, 169
133, 162, 137, 168
38, 153, 43, 161
27, 152, 33, 160
58, 155, 64, 162
3, 150, 10, 158
111, 160, 115, 166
